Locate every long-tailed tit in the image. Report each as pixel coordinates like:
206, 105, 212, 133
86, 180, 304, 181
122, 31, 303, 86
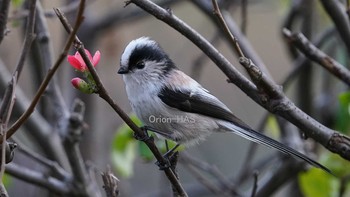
118, 37, 330, 173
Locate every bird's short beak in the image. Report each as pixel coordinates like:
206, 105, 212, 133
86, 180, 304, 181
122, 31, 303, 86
118, 66, 129, 74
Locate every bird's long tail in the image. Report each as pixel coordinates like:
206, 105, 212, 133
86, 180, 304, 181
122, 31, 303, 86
223, 122, 332, 175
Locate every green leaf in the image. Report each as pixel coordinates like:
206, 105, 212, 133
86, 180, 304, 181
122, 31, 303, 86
299, 152, 350, 197
138, 140, 154, 161
12, 0, 24, 7
299, 168, 338, 197
335, 92, 350, 134
111, 140, 137, 178
321, 153, 350, 176
111, 114, 142, 178
265, 115, 280, 139
3, 173, 12, 188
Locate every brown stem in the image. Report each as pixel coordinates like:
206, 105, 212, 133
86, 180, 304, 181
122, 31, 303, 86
5, 0, 85, 141
54, 8, 188, 197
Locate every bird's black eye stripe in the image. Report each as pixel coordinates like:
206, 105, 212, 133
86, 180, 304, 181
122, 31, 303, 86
136, 61, 145, 69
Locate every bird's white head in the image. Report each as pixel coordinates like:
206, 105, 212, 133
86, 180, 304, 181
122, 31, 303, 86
118, 37, 176, 84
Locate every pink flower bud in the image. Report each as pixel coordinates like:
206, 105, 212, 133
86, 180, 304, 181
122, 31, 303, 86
71, 77, 94, 94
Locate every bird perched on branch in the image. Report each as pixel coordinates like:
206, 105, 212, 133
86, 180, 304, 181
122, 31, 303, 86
118, 37, 331, 174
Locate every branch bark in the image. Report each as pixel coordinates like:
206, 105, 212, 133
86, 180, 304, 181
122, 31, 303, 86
283, 29, 350, 86
319, 0, 350, 55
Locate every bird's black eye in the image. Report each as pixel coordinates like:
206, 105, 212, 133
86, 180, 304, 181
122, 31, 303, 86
135, 61, 145, 69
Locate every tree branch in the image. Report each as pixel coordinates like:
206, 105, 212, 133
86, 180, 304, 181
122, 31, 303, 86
54, 8, 188, 197
0, 0, 10, 44
5, 163, 72, 195
4, 0, 85, 141
283, 29, 350, 86
319, 0, 350, 55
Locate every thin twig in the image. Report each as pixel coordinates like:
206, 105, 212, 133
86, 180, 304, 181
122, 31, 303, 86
0, 59, 70, 168
250, 171, 258, 197
4, 0, 85, 141
31, 1, 69, 122
182, 160, 224, 195
319, 0, 350, 55
283, 29, 350, 86
101, 166, 119, 197
0, 0, 37, 140
240, 0, 247, 35
254, 158, 304, 197
0, 0, 11, 44
63, 99, 97, 196
212, 0, 245, 57
191, 0, 272, 77
14, 137, 70, 180
180, 152, 237, 195
5, 163, 72, 195
14, 0, 37, 81
55, 8, 188, 197
0, 74, 16, 182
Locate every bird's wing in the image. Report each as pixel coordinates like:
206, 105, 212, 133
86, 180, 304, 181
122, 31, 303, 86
158, 85, 332, 174
158, 85, 251, 129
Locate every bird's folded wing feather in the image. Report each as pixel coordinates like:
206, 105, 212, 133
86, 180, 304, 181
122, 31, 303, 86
158, 86, 332, 174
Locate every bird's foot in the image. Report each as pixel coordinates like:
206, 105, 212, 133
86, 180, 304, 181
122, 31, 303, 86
155, 151, 179, 171
134, 126, 153, 142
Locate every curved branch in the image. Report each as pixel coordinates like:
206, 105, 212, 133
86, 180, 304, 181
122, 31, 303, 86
283, 29, 350, 86
54, 8, 188, 197
5, 163, 72, 195
319, 0, 350, 55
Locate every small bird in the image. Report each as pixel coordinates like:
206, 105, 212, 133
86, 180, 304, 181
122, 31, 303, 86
118, 37, 330, 173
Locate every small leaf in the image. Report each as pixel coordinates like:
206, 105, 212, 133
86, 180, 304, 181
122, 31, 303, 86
111, 140, 137, 178
111, 114, 142, 178
12, 0, 24, 7
138, 140, 154, 161
299, 152, 350, 197
320, 153, 350, 176
299, 167, 338, 197
336, 92, 350, 134
265, 115, 280, 139
3, 173, 12, 188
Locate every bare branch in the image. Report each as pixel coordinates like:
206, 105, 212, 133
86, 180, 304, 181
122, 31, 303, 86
319, 0, 350, 55
211, 0, 245, 57
62, 99, 101, 196
255, 158, 304, 197
180, 152, 238, 196
5, 0, 85, 141
101, 166, 120, 197
0, 0, 10, 44
15, 137, 71, 181
55, 7, 188, 197
6, 163, 72, 195
283, 29, 350, 86
191, 0, 272, 77
250, 171, 258, 197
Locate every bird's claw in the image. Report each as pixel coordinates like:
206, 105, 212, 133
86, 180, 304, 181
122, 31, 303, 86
155, 159, 171, 170
133, 126, 153, 142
